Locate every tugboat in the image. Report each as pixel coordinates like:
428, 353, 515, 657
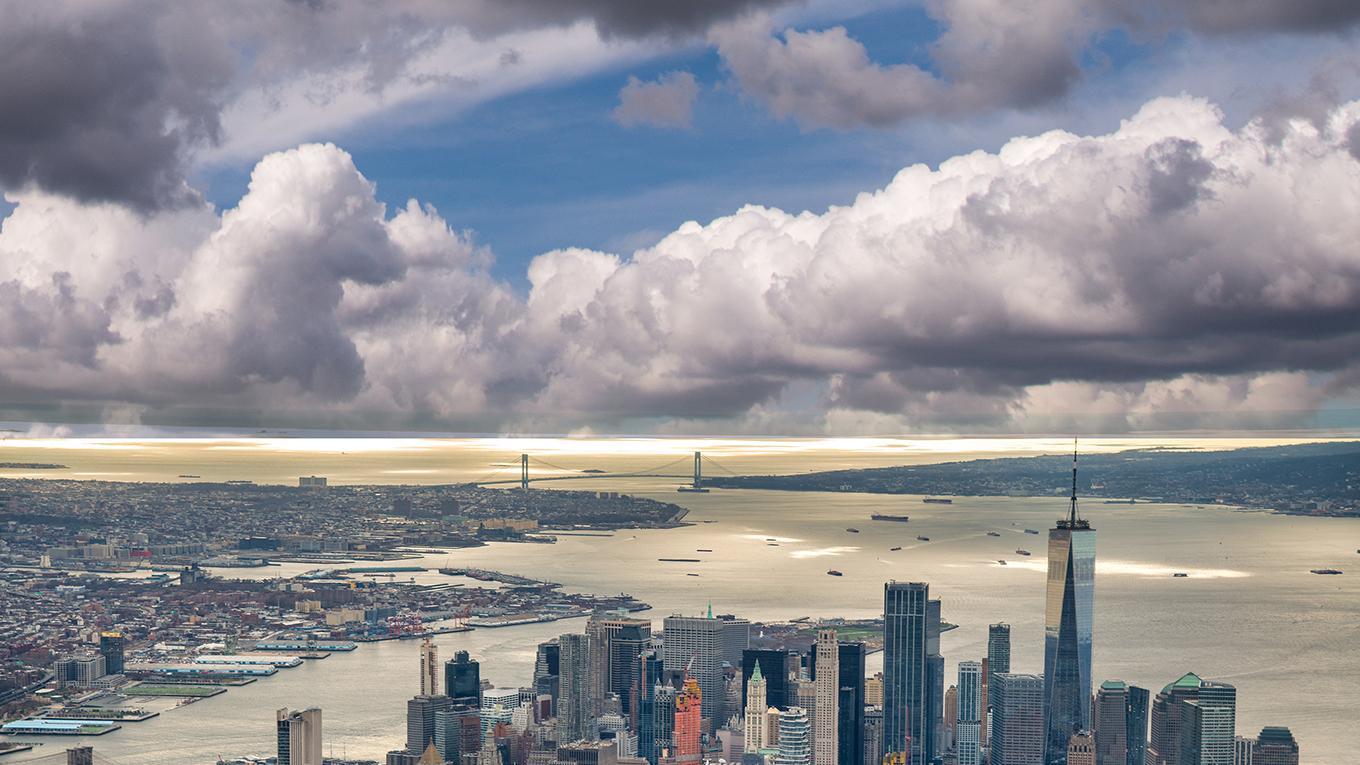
846, 528, 860, 533
889, 546, 902, 551
1015, 549, 1031, 556
1024, 528, 1041, 535
826, 570, 843, 577
987, 531, 1001, 537
916, 535, 931, 542
1172, 572, 1189, 578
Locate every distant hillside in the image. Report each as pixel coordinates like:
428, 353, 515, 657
705, 441, 1360, 516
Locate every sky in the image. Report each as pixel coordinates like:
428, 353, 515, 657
2, 0, 1360, 436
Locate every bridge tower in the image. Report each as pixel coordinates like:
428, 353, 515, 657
520, 454, 529, 490
693, 451, 701, 489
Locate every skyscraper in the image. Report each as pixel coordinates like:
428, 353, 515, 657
420, 637, 439, 697
1067, 733, 1096, 765
674, 676, 703, 763
447, 650, 482, 705
277, 707, 323, 765
1251, 727, 1298, 765
608, 622, 652, 717
864, 707, 884, 765
720, 615, 753, 667
407, 695, 453, 755
434, 704, 482, 764
98, 631, 125, 676
991, 673, 1044, 765
1044, 445, 1095, 765
651, 685, 677, 763
559, 633, 596, 743
813, 630, 839, 765
884, 581, 938, 763
1126, 686, 1150, 765
775, 707, 812, 765
745, 662, 770, 753
1178, 682, 1235, 765
987, 624, 1012, 685
1233, 737, 1255, 765
744, 649, 794, 711
957, 661, 983, 765
663, 613, 728, 724
836, 642, 866, 765
1095, 681, 1128, 765
1148, 673, 1204, 765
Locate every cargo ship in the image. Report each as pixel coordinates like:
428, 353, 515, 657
658, 558, 702, 563
916, 535, 930, 541
1311, 568, 1343, 575
871, 514, 910, 522
826, 570, 843, 577
922, 497, 953, 504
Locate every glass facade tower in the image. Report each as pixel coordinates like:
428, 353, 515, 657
1044, 447, 1095, 765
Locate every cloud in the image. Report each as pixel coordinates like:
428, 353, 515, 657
3, 95, 1360, 433
613, 71, 701, 129
710, 0, 1360, 130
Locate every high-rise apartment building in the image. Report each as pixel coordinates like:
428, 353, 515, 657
1178, 682, 1235, 765
1044, 448, 1096, 765
957, 661, 983, 765
277, 707, 323, 765
419, 637, 439, 697
883, 581, 940, 763
991, 673, 1044, 765
663, 614, 727, 724
775, 707, 812, 765
1250, 727, 1298, 765
813, 630, 839, 765
98, 631, 125, 676
559, 633, 597, 743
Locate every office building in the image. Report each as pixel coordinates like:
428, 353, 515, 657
482, 688, 520, 735
420, 638, 440, 697
837, 642, 866, 765
883, 581, 940, 763
559, 633, 597, 743
1094, 681, 1128, 765
1126, 686, 1149, 765
991, 673, 1044, 765
957, 661, 983, 765
1148, 673, 1204, 765
277, 707, 322, 765
637, 650, 664, 764
650, 684, 678, 763
775, 707, 812, 765
407, 695, 453, 755
1044, 449, 1096, 765
945, 685, 958, 750
813, 630, 840, 765
863, 708, 884, 765
745, 649, 795, 711
65, 748, 94, 765
1233, 737, 1254, 765
98, 632, 125, 676
1068, 732, 1095, 765
608, 622, 653, 717
557, 740, 622, 765
865, 674, 883, 707
720, 615, 753, 667
674, 676, 703, 763
434, 705, 482, 764
745, 663, 770, 753
663, 613, 727, 724
987, 624, 1011, 686
1178, 682, 1235, 765
447, 650, 482, 705
1251, 727, 1297, 765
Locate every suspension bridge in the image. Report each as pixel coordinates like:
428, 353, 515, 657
11, 747, 128, 765
472, 451, 738, 491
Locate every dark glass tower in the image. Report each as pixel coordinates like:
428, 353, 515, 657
99, 631, 125, 676
637, 649, 663, 765
1125, 685, 1149, 765
837, 642, 866, 765
987, 624, 1011, 690
743, 649, 793, 711
884, 581, 937, 763
1044, 445, 1095, 765
445, 650, 481, 706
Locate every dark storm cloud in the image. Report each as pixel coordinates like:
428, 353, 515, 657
0, 4, 230, 211
502, 0, 795, 39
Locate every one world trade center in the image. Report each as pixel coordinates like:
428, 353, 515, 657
1044, 442, 1095, 764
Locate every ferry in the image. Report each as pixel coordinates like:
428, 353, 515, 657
916, 535, 931, 542
922, 497, 953, 504
1311, 568, 1344, 575
846, 528, 860, 533
889, 546, 902, 551
1016, 549, 1031, 556
826, 570, 843, 577
986, 531, 1001, 537
870, 514, 910, 522
1024, 529, 1041, 535
1172, 572, 1189, 578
